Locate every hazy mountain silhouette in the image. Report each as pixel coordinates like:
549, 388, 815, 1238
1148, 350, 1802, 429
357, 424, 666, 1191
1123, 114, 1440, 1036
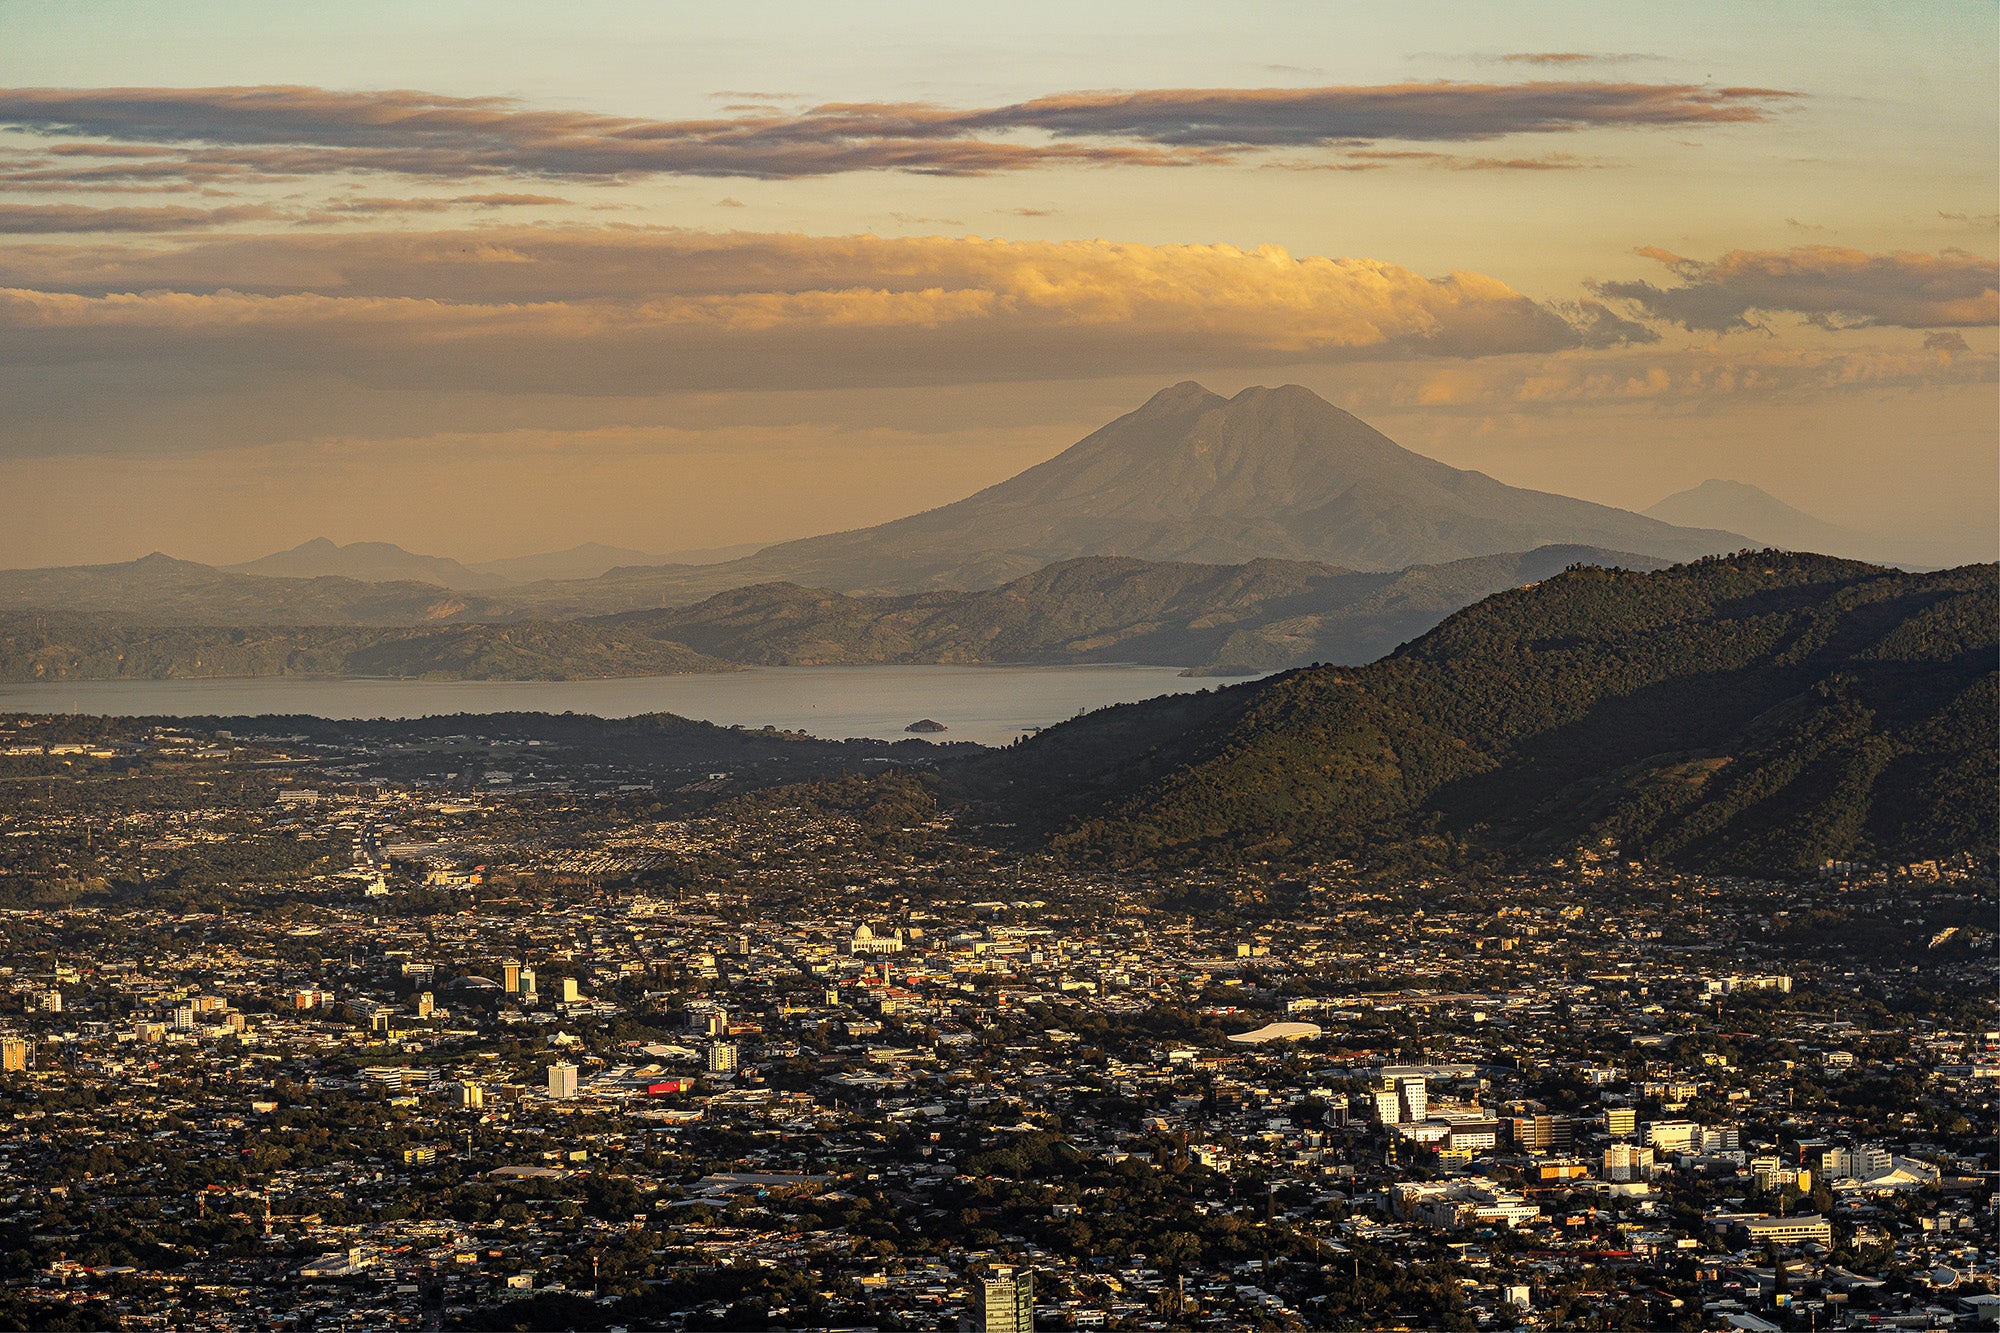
599, 382, 1746, 600
471, 541, 767, 583
1643, 479, 1865, 557
230, 538, 510, 591
0, 553, 494, 625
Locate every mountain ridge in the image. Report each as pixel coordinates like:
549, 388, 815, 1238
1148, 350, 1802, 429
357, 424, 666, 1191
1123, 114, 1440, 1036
955, 551, 1997, 879
0, 545, 1664, 682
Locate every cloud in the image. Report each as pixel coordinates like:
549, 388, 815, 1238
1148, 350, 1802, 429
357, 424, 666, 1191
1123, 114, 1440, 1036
0, 202, 279, 233
0, 227, 1588, 402
1495, 53, 1655, 66
1369, 341, 1997, 417
0, 81, 1799, 183
308, 192, 569, 216
1592, 245, 2000, 331
1549, 299, 1662, 347
1269, 148, 1606, 171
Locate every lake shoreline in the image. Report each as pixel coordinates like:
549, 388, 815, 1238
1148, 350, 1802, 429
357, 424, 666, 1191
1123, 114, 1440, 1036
0, 663, 1259, 748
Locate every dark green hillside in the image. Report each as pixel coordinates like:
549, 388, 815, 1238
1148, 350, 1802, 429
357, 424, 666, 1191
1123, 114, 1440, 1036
978, 553, 1996, 878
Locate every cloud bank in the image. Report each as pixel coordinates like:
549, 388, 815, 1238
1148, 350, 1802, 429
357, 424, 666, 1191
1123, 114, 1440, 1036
0, 228, 1601, 399
0, 81, 1799, 183
1594, 245, 1999, 331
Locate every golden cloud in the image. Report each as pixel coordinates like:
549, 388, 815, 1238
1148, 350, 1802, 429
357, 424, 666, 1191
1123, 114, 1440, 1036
0, 228, 1583, 397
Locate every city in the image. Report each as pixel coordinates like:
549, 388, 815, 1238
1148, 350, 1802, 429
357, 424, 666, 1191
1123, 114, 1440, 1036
0, 715, 1991, 1330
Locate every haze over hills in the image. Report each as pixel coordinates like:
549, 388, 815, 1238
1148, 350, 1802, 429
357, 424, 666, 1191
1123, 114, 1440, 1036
0, 385, 1750, 623
0, 553, 497, 626
0, 545, 1661, 682
467, 541, 765, 584
622, 545, 1667, 673
227, 538, 512, 592
959, 552, 1997, 879
584, 382, 1749, 600
1643, 480, 1869, 560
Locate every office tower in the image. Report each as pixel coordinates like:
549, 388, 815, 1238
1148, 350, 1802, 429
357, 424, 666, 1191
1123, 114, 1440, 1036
706, 1041, 739, 1074
519, 969, 537, 1001
1399, 1077, 1428, 1123
560, 977, 581, 1004
415, 991, 434, 1019
1605, 1108, 1636, 1137
705, 1009, 730, 1037
501, 959, 522, 994
0, 1037, 27, 1072
980, 1266, 1034, 1333
1373, 1086, 1401, 1125
458, 1081, 484, 1110
548, 1062, 578, 1100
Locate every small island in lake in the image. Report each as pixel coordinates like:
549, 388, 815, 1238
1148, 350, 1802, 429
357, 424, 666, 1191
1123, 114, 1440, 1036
905, 718, 948, 733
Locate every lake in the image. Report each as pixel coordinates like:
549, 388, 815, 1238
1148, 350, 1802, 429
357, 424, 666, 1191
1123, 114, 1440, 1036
0, 664, 1254, 747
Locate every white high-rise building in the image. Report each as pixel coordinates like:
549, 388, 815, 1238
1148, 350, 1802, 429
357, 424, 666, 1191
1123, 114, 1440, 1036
1398, 1077, 1428, 1123
547, 1062, 578, 1100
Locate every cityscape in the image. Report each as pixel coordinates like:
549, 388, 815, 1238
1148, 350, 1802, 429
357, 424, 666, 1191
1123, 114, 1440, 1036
0, 715, 1991, 1330
1, 2, 1994, 1330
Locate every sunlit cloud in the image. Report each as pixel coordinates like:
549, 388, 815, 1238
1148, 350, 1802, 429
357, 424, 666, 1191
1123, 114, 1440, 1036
1593, 245, 2000, 331
0, 228, 1590, 402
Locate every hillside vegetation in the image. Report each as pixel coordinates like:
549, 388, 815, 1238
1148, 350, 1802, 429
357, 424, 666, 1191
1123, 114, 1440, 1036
966, 553, 1997, 879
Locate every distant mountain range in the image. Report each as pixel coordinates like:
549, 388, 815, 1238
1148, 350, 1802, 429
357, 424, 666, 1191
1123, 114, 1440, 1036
1643, 479, 1867, 559
225, 538, 773, 590
955, 552, 1997, 879
229, 538, 513, 591
0, 553, 496, 626
620, 546, 1667, 673
0, 545, 1663, 682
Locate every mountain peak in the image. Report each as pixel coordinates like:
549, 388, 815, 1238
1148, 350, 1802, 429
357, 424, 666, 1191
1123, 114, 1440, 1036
692, 382, 1748, 592
1139, 380, 1223, 412
1644, 478, 1862, 557
228, 537, 510, 591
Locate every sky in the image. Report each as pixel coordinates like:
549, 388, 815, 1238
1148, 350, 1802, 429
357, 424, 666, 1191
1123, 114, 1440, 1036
1, 0, 1994, 568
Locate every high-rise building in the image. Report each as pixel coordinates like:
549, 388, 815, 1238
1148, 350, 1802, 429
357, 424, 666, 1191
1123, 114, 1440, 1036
1398, 1077, 1428, 1123
501, 959, 522, 994
458, 1081, 484, 1110
560, 977, 582, 1004
1605, 1108, 1637, 1138
415, 991, 434, 1019
1510, 1114, 1575, 1153
705, 1009, 730, 1038
1372, 1087, 1401, 1125
706, 1041, 739, 1074
519, 969, 537, 1002
1, 1037, 27, 1073
548, 1062, 578, 1100
979, 1265, 1034, 1333
1603, 1143, 1655, 1182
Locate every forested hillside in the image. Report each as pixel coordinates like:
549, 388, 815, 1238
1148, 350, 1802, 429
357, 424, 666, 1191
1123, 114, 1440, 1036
967, 553, 1997, 878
